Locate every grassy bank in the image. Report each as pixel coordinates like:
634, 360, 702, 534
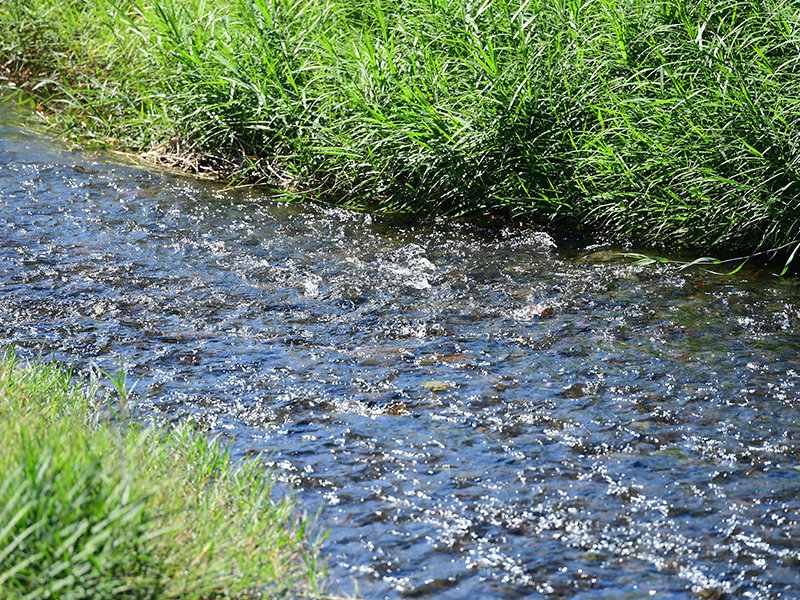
0, 351, 325, 599
1, 0, 800, 255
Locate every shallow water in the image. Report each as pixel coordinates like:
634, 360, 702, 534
2, 97, 800, 600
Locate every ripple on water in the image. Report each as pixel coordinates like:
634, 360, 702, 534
2, 100, 800, 599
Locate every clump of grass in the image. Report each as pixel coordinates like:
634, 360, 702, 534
0, 350, 325, 599
1, 0, 800, 258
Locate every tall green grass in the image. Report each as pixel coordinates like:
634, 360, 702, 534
2, 0, 800, 255
0, 351, 325, 599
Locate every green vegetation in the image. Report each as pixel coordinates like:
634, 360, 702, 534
1, 0, 799, 256
0, 351, 325, 599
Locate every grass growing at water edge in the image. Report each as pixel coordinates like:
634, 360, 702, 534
1, 0, 800, 260
0, 350, 326, 599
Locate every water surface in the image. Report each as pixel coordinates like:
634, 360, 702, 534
2, 98, 799, 599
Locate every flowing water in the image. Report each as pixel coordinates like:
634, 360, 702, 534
2, 98, 800, 600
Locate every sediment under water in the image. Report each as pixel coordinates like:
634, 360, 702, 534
2, 98, 800, 599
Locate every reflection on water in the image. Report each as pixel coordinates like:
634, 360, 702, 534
2, 98, 800, 599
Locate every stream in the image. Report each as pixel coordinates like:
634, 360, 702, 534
2, 97, 800, 599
